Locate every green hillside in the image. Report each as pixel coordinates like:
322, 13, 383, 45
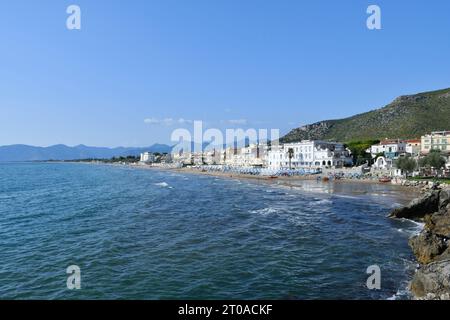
281, 87, 450, 143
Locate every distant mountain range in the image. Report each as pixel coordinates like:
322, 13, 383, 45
281, 87, 450, 143
0, 144, 172, 162
4, 87, 450, 161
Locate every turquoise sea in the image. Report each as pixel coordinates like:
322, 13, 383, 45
0, 162, 420, 299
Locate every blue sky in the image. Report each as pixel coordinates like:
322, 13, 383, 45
1, 0, 449, 147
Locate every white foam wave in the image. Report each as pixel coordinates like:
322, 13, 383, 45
387, 287, 412, 300
399, 219, 425, 236
249, 207, 280, 216
333, 194, 360, 200
312, 198, 333, 205
154, 182, 171, 188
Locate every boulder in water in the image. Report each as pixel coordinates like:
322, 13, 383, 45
389, 191, 440, 221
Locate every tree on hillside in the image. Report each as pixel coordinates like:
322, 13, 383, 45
419, 149, 447, 169
395, 156, 417, 176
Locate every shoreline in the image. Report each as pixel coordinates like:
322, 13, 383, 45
144, 165, 422, 199
46, 160, 447, 189
138, 164, 417, 185
60, 161, 423, 203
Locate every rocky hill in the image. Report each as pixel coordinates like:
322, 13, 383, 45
281, 88, 450, 143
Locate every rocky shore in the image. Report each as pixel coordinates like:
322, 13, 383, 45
389, 185, 450, 300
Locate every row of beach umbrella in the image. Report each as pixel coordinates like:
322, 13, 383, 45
192, 165, 323, 176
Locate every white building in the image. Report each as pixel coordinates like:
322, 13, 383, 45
202, 149, 222, 165
405, 139, 421, 157
219, 147, 239, 166
140, 152, 156, 163
172, 151, 191, 165
210, 143, 268, 167
267, 141, 352, 169
421, 131, 450, 154
239, 143, 268, 167
369, 139, 407, 159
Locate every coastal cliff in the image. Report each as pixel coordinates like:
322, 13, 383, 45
389, 187, 450, 299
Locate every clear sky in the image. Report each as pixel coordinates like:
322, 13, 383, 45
1, 0, 449, 147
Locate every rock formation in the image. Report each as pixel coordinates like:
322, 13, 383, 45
389, 188, 450, 299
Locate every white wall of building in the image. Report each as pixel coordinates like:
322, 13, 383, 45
267, 141, 352, 169
406, 141, 421, 157
140, 152, 155, 163
369, 140, 406, 158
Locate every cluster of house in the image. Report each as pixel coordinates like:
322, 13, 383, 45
370, 131, 450, 170
140, 140, 353, 169
139, 131, 450, 171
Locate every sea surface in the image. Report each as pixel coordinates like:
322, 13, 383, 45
0, 162, 421, 299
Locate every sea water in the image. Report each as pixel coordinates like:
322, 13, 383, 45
0, 162, 419, 299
